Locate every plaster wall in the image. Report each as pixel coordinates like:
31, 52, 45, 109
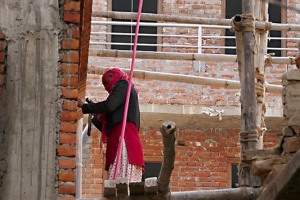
0, 0, 62, 199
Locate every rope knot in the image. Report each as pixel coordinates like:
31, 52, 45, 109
230, 14, 255, 32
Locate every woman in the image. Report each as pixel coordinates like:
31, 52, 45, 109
78, 68, 144, 182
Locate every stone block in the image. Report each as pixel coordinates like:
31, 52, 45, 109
291, 126, 300, 135
103, 179, 116, 197
288, 116, 300, 127
282, 69, 300, 81
116, 178, 129, 197
144, 177, 158, 194
129, 182, 145, 195
283, 136, 300, 153
286, 84, 300, 96
282, 127, 295, 137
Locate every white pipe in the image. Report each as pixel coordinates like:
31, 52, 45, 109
76, 118, 83, 199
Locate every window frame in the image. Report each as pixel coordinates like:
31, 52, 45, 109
221, 0, 287, 56
142, 156, 163, 182
227, 158, 239, 188
107, 0, 162, 51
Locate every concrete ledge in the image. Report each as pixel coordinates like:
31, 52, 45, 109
140, 104, 286, 129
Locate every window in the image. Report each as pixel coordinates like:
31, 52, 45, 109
142, 162, 162, 182
231, 163, 238, 188
227, 158, 239, 188
224, 0, 284, 56
225, 0, 242, 55
110, 0, 158, 51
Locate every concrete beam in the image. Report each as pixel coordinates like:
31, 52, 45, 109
140, 104, 286, 129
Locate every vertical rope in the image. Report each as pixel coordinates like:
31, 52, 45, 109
113, 0, 143, 180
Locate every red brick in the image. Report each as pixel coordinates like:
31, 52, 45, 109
60, 121, 77, 133
60, 133, 76, 144
64, 1, 80, 12
62, 100, 78, 111
0, 32, 5, 39
61, 63, 78, 75
57, 145, 76, 156
0, 74, 4, 86
61, 76, 78, 87
59, 171, 76, 182
58, 183, 76, 194
61, 110, 78, 121
62, 39, 79, 50
0, 64, 5, 74
0, 41, 7, 51
62, 51, 79, 63
64, 13, 80, 24
59, 159, 76, 169
0, 52, 5, 62
61, 88, 78, 99
67, 27, 80, 39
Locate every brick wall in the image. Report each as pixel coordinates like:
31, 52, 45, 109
58, 1, 80, 198
81, 0, 299, 198
81, 127, 281, 197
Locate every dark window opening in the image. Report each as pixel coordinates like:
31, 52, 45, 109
225, 0, 242, 55
268, 1, 281, 56
142, 162, 162, 182
231, 163, 238, 188
112, 0, 157, 51
225, 0, 282, 56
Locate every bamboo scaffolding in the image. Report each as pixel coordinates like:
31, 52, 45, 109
89, 49, 296, 65
92, 11, 300, 31
254, 0, 269, 149
88, 66, 282, 94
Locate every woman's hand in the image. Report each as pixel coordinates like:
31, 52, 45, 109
77, 99, 84, 108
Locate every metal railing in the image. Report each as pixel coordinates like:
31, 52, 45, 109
90, 20, 300, 56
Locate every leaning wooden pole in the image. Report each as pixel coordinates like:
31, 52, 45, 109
157, 121, 176, 194
237, 0, 260, 187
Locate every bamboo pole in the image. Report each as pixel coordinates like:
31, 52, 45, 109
254, 0, 269, 150
89, 49, 297, 65
88, 66, 282, 94
92, 11, 300, 31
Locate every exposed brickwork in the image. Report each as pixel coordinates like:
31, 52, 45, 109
81, 127, 280, 197
79, 0, 299, 198
52, 0, 300, 198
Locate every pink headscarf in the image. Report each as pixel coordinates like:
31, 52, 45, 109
102, 68, 129, 94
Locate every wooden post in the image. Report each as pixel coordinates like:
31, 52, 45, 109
157, 121, 176, 193
237, 0, 260, 187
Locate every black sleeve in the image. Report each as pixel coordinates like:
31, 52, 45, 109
81, 80, 128, 114
91, 117, 102, 131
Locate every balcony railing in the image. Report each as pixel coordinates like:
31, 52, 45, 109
90, 20, 300, 56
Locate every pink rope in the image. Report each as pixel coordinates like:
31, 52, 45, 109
113, 0, 144, 180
